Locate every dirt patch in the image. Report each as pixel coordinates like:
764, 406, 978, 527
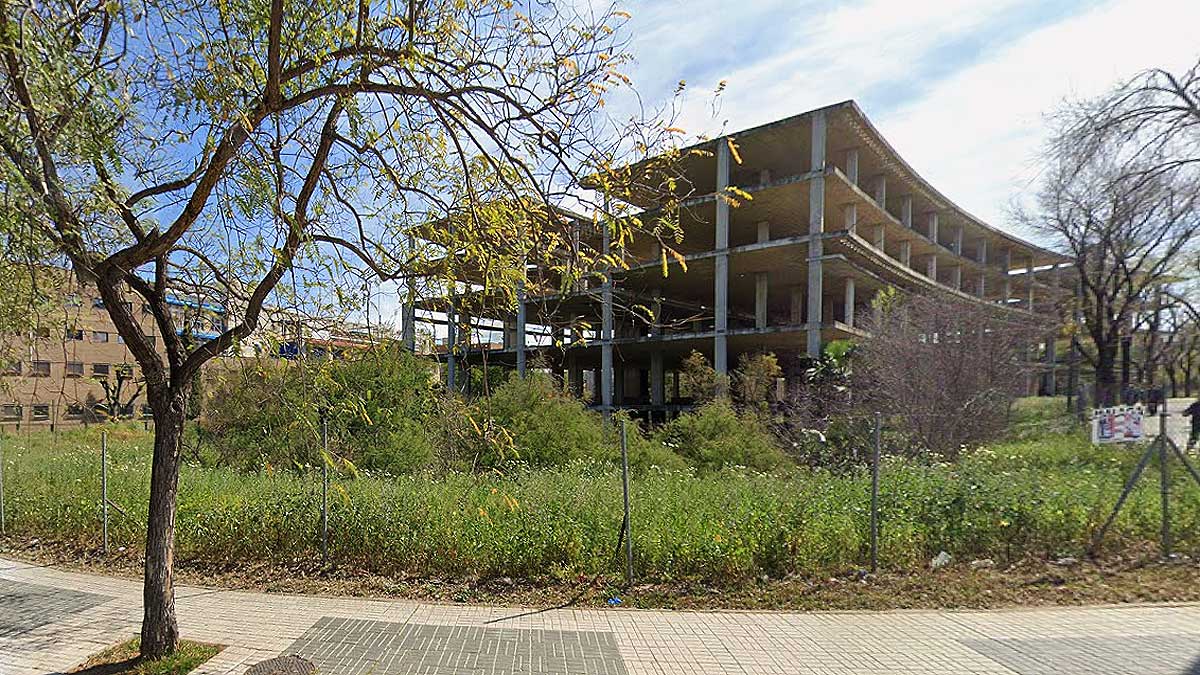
5, 537, 1199, 612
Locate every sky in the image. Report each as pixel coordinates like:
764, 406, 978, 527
620, 0, 1199, 237
375, 0, 1200, 328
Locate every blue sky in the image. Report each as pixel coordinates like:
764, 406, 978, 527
618, 0, 1200, 234
377, 0, 1199, 327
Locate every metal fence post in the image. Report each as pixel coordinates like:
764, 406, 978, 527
1159, 404, 1171, 558
0, 431, 6, 537
101, 430, 109, 554
870, 412, 881, 573
620, 420, 633, 586
321, 417, 329, 566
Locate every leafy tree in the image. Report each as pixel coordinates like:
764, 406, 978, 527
0, 0, 683, 657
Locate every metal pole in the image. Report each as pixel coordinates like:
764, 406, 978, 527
620, 420, 633, 586
1159, 405, 1171, 558
871, 412, 881, 573
102, 430, 109, 554
321, 417, 329, 566
0, 431, 6, 537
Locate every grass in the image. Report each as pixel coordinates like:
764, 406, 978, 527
70, 639, 221, 675
2, 414, 1199, 586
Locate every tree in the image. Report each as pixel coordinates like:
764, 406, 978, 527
1032, 61, 1200, 405
855, 291, 1046, 457
98, 364, 146, 420
0, 0, 683, 658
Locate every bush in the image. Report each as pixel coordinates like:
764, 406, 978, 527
655, 400, 787, 472
198, 348, 439, 472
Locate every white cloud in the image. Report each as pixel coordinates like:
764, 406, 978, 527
622, 0, 1200, 240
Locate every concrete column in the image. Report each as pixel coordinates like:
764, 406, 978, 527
977, 272, 987, 298
872, 175, 887, 209
951, 265, 962, 290
757, 220, 770, 244
874, 224, 885, 250
1001, 248, 1012, 305
613, 362, 625, 403
672, 369, 681, 402
807, 111, 827, 358
845, 148, 859, 185
843, 277, 856, 327
790, 287, 804, 325
1026, 256, 1036, 312
926, 254, 938, 281
755, 272, 768, 329
978, 238, 988, 265
591, 367, 601, 401
650, 351, 665, 406
714, 138, 730, 381
1043, 334, 1057, 395
952, 225, 963, 255
843, 202, 857, 234
650, 289, 662, 337
900, 196, 913, 228
927, 212, 939, 246
515, 280, 526, 377
900, 240, 912, 268
568, 355, 583, 398
502, 317, 515, 349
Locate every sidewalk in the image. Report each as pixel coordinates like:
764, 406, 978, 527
3, 557, 1200, 675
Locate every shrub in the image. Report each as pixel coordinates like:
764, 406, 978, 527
198, 348, 439, 472
655, 400, 787, 472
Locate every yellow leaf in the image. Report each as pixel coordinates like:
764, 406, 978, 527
726, 138, 743, 165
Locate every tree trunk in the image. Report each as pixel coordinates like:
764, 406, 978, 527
1095, 343, 1119, 407
140, 387, 186, 660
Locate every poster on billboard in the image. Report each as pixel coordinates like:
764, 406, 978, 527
1090, 405, 1146, 444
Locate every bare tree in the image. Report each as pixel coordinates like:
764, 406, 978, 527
855, 291, 1047, 457
0, 0, 685, 658
1020, 146, 1199, 405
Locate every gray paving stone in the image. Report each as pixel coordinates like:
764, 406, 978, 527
285, 617, 627, 675
0, 578, 112, 638
962, 633, 1200, 674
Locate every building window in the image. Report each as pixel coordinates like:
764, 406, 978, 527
92, 363, 110, 377
1, 361, 20, 376
65, 293, 82, 308
66, 328, 84, 341
147, 335, 156, 346
121, 301, 133, 313
0, 404, 21, 421
64, 403, 85, 419
141, 403, 154, 419
115, 363, 135, 378
34, 325, 51, 339
31, 404, 50, 421
92, 297, 106, 309
65, 361, 84, 377
92, 331, 109, 343
116, 334, 125, 344
31, 361, 51, 377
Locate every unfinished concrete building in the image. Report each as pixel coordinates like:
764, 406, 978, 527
412, 101, 1070, 417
